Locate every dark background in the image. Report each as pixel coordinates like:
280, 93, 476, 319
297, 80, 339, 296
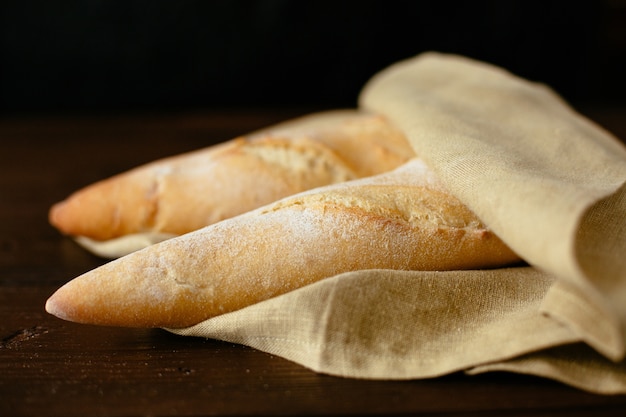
1, 0, 625, 115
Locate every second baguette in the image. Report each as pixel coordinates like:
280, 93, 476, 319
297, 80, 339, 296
49, 109, 415, 257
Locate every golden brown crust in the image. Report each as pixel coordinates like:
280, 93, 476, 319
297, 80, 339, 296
49, 110, 415, 242
45, 159, 521, 328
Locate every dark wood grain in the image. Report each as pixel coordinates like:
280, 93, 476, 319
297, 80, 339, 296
2, 108, 626, 417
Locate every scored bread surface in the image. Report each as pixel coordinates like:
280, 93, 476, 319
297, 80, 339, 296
48, 110, 415, 247
45, 159, 521, 328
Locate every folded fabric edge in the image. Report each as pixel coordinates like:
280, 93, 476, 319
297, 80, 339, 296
570, 179, 626, 359
169, 322, 622, 395
466, 342, 626, 395
539, 179, 626, 362
542, 280, 625, 362
165, 268, 588, 382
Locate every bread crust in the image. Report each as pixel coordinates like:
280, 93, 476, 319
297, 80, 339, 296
45, 159, 521, 328
49, 110, 415, 243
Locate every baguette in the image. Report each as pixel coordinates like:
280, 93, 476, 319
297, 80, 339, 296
49, 110, 415, 257
45, 158, 521, 328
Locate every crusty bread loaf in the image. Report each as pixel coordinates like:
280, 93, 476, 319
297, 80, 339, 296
49, 110, 415, 254
45, 159, 521, 328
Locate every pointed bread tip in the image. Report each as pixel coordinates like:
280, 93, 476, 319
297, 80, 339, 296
48, 200, 67, 230
49, 197, 86, 238
44, 282, 101, 325
45, 290, 69, 321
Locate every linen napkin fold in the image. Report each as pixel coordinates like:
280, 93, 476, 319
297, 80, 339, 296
358, 52, 626, 361
169, 53, 626, 394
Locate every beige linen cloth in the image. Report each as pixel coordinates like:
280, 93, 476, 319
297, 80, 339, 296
169, 52, 626, 394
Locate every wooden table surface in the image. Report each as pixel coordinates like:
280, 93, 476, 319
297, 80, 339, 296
2, 107, 626, 417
